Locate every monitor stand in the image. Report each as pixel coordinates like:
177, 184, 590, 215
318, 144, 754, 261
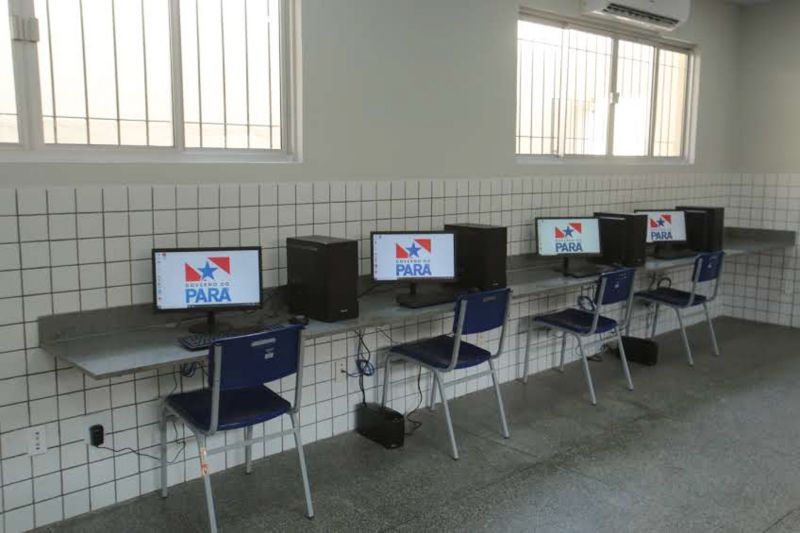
396, 283, 455, 309
555, 257, 609, 279
188, 311, 233, 334
653, 243, 696, 260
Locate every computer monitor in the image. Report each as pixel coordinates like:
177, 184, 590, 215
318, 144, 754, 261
152, 247, 262, 333
535, 217, 602, 276
635, 210, 687, 244
371, 232, 456, 307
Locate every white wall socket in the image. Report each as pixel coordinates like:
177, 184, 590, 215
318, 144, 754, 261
335, 360, 347, 383
28, 426, 47, 455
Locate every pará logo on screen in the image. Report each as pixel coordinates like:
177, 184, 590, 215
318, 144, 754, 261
395, 238, 433, 277
184, 256, 232, 304
649, 214, 674, 241
554, 223, 584, 253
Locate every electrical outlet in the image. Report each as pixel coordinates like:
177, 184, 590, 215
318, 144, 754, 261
28, 426, 47, 456
335, 359, 347, 383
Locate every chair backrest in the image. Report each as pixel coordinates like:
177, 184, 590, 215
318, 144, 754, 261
693, 251, 724, 283
452, 288, 511, 335
445, 288, 511, 371
594, 268, 636, 307
208, 324, 304, 391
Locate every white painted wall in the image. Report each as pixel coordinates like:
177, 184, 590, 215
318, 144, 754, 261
737, 0, 800, 172
0, 0, 740, 185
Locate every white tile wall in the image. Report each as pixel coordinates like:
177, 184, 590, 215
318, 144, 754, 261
0, 172, 771, 533
723, 174, 800, 326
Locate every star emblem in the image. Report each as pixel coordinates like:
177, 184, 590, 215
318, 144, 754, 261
657, 218, 666, 226
198, 261, 218, 280
563, 226, 574, 237
406, 242, 421, 257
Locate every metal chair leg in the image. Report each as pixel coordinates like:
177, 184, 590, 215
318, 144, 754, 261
559, 333, 567, 372
434, 371, 459, 460
650, 303, 660, 339
674, 308, 694, 366
428, 370, 437, 410
703, 302, 720, 356
381, 354, 392, 407
290, 412, 315, 519
616, 328, 634, 391
522, 321, 532, 383
159, 407, 168, 498
576, 335, 597, 406
488, 359, 510, 439
244, 426, 253, 475
198, 436, 218, 533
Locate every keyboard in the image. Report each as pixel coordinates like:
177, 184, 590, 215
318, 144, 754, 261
396, 291, 456, 309
564, 264, 613, 278
178, 325, 280, 351
653, 249, 697, 260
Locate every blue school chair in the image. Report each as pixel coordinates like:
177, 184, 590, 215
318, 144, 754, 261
160, 324, 313, 532
635, 251, 724, 365
526, 268, 636, 405
382, 288, 512, 460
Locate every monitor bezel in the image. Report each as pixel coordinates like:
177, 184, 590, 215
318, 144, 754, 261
370, 231, 458, 283
633, 209, 689, 244
151, 246, 264, 313
534, 216, 603, 258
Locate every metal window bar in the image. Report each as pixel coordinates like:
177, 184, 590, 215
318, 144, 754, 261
647, 47, 660, 157
194, 0, 203, 147
218, 0, 227, 148
111, 0, 121, 145
140, 0, 150, 146
2, 0, 20, 143
606, 37, 619, 157
77, 0, 89, 143
42, 0, 56, 142
243, 0, 250, 148
266, 0, 273, 148
517, 15, 692, 160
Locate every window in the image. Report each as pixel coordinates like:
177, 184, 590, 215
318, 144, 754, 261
35, 0, 172, 146
1, 0, 290, 155
180, 0, 283, 150
0, 0, 18, 143
516, 17, 692, 159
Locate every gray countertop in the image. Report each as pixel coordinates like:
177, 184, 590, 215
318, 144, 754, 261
40, 227, 795, 380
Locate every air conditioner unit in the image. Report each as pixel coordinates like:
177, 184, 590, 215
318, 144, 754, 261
582, 0, 691, 32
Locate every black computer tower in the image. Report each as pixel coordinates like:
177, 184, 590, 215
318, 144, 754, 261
287, 236, 359, 322
677, 206, 724, 252
594, 212, 647, 267
444, 223, 507, 290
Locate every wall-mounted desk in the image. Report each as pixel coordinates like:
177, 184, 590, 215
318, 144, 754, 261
39, 227, 795, 380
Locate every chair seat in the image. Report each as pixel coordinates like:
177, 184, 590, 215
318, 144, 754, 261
533, 308, 617, 334
635, 287, 706, 307
391, 335, 491, 370
166, 386, 290, 432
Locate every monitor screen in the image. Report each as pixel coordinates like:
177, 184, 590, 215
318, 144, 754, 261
536, 218, 601, 256
153, 247, 262, 311
636, 211, 687, 243
371, 232, 456, 281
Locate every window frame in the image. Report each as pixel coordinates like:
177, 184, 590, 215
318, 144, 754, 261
0, 0, 298, 163
515, 10, 697, 165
